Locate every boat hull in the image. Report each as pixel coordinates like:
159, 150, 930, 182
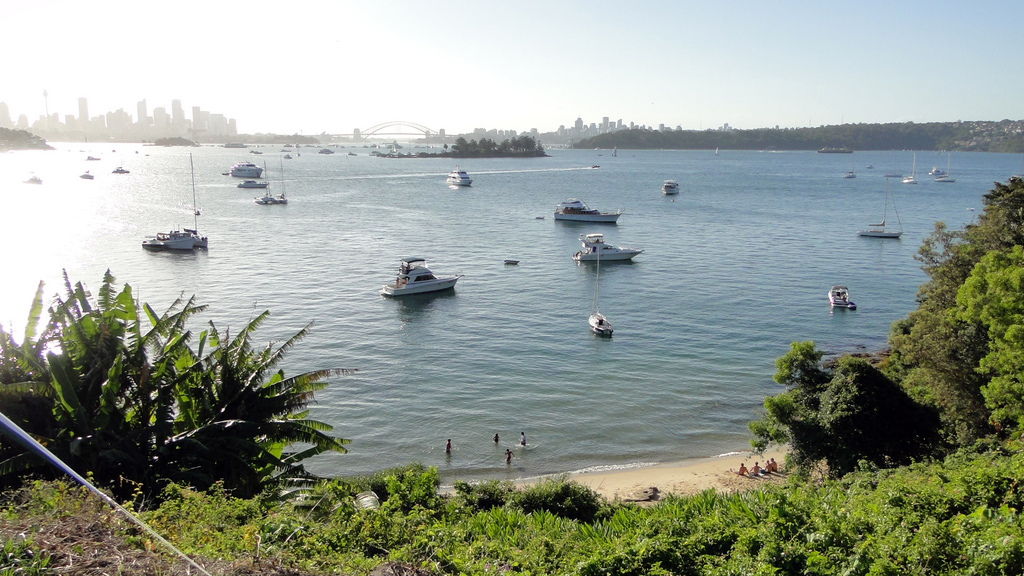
142, 237, 195, 250
447, 178, 472, 186
554, 213, 621, 223
858, 230, 903, 238
574, 250, 642, 261
380, 276, 460, 296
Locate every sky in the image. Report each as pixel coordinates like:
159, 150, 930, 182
4, 0, 1023, 136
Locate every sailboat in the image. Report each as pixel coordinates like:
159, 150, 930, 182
184, 154, 208, 248
858, 178, 903, 238
902, 153, 918, 184
588, 249, 613, 336
935, 153, 956, 183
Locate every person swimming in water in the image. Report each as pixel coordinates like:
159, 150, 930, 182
445, 439, 452, 454
493, 433, 499, 443
520, 431, 526, 446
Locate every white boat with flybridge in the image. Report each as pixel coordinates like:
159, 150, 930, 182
858, 178, 903, 238
573, 233, 644, 261
446, 166, 473, 186
238, 179, 269, 189
662, 180, 680, 194
142, 230, 195, 251
380, 257, 461, 296
828, 285, 856, 310
229, 162, 264, 178
553, 198, 622, 223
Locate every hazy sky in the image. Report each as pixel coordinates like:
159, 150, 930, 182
5, 0, 1022, 136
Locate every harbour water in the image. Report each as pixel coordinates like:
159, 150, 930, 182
1, 144, 1019, 484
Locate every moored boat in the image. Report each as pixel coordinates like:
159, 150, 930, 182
238, 180, 269, 189
573, 233, 643, 261
828, 285, 856, 309
228, 162, 264, 178
380, 257, 461, 296
553, 198, 621, 223
142, 230, 195, 251
662, 180, 680, 194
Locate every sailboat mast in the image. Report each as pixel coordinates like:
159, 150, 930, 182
190, 153, 198, 229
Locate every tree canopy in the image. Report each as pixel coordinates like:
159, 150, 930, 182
0, 271, 352, 502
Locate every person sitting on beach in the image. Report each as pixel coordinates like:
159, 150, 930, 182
737, 462, 748, 476
766, 458, 779, 473
751, 462, 762, 476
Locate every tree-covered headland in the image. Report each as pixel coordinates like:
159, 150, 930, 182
577, 120, 1024, 153
5, 177, 1024, 574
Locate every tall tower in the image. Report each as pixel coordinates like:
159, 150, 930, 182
78, 97, 88, 122
136, 99, 148, 125
171, 99, 184, 125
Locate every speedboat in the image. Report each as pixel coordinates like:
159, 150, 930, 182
318, 148, 334, 154
828, 285, 856, 310
112, 166, 130, 174
662, 180, 680, 194
446, 167, 473, 186
23, 175, 42, 184
283, 154, 293, 159
85, 156, 101, 161
142, 230, 195, 251
928, 166, 946, 176
254, 192, 288, 205
380, 257, 461, 296
553, 198, 621, 223
229, 162, 264, 178
573, 233, 643, 261
589, 312, 613, 336
80, 171, 94, 180
238, 180, 269, 189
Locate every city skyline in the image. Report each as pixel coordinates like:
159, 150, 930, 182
5, 1, 1023, 136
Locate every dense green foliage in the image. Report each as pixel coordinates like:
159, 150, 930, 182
448, 135, 546, 158
0, 272, 351, 502
576, 120, 1024, 152
6, 446, 1024, 576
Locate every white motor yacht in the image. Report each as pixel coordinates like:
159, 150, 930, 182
238, 180, 269, 189
553, 198, 622, 223
662, 180, 680, 194
380, 257, 461, 296
573, 233, 643, 261
828, 285, 857, 310
142, 230, 195, 251
229, 162, 264, 178
446, 167, 473, 186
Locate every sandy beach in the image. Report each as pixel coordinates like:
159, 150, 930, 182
524, 449, 789, 503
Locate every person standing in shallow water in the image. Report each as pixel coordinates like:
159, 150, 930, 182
520, 431, 526, 446
493, 433, 499, 443
445, 439, 452, 454
505, 449, 513, 464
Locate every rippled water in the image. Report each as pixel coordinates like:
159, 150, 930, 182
1, 144, 1018, 483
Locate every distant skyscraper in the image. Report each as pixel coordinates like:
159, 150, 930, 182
575, 117, 584, 132
78, 97, 88, 122
0, 101, 11, 128
172, 99, 184, 125
136, 99, 148, 125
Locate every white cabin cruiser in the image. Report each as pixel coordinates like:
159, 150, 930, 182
828, 285, 857, 310
238, 179, 269, 189
229, 162, 264, 178
381, 257, 461, 296
553, 198, 621, 223
446, 167, 473, 186
142, 230, 195, 251
662, 180, 680, 194
573, 233, 643, 261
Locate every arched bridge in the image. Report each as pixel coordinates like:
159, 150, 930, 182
360, 121, 438, 137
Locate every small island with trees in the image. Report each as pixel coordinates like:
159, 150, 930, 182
387, 135, 547, 158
